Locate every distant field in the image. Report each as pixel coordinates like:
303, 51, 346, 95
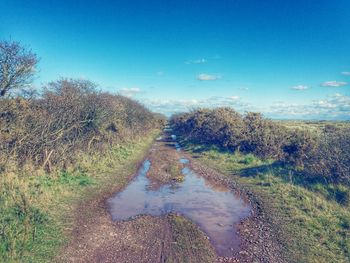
276, 120, 350, 132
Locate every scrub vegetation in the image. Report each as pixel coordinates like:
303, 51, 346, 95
171, 108, 350, 186
0, 40, 164, 262
171, 108, 350, 262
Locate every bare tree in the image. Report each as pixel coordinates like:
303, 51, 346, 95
0, 41, 38, 97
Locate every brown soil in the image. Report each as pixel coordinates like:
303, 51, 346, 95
56, 131, 287, 263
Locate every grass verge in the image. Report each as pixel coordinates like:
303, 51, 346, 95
166, 214, 215, 263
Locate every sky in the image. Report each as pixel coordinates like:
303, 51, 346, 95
1, 0, 350, 119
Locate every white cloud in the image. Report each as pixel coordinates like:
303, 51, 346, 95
141, 93, 350, 120
341, 72, 350, 76
197, 73, 221, 81
268, 94, 350, 120
321, 81, 348, 87
291, 85, 309, 90
228, 96, 240, 100
238, 87, 249, 91
119, 87, 142, 97
185, 58, 207, 64
142, 96, 250, 116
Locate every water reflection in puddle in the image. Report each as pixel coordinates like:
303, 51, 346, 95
179, 158, 189, 164
174, 142, 181, 151
107, 160, 251, 256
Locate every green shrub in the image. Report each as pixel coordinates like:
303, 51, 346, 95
307, 127, 350, 185
171, 108, 350, 185
241, 112, 287, 159
0, 79, 164, 170
240, 154, 257, 165
282, 129, 319, 168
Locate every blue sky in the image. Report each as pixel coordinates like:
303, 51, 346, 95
1, 0, 350, 119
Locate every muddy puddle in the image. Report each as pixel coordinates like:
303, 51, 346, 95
179, 158, 189, 164
107, 155, 251, 256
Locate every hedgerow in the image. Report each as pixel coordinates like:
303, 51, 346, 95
171, 108, 350, 185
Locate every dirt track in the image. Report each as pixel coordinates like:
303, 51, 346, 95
57, 131, 287, 263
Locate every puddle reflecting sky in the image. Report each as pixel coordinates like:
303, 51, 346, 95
107, 159, 251, 256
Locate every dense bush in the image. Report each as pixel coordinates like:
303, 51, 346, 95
171, 108, 287, 159
241, 112, 287, 159
0, 79, 163, 171
307, 127, 350, 184
282, 129, 319, 168
171, 108, 350, 185
0, 40, 165, 171
172, 108, 244, 149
